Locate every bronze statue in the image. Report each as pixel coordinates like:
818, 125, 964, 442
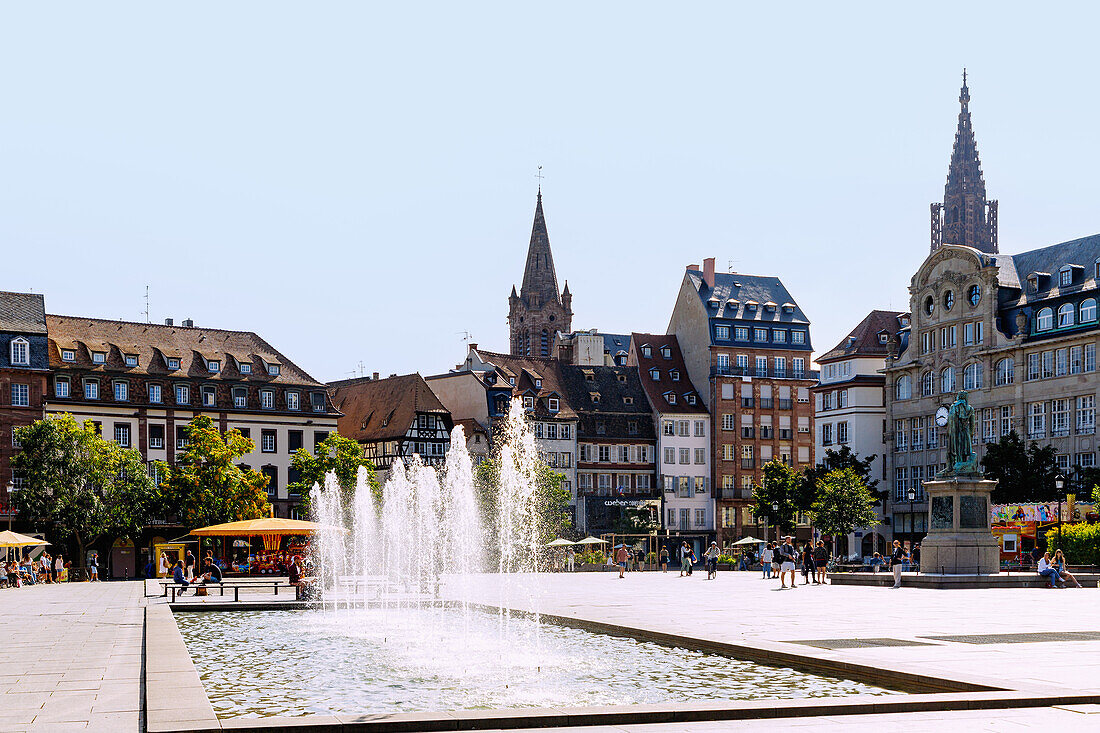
943, 390, 978, 476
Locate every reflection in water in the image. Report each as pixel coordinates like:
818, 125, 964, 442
176, 609, 895, 719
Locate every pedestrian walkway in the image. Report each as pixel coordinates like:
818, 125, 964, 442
0, 581, 143, 731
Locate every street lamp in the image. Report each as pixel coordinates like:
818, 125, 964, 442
1055, 474, 1065, 549
771, 502, 779, 542
906, 487, 917, 550
6, 481, 14, 532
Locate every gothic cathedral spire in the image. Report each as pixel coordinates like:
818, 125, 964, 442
930, 70, 999, 254
508, 188, 573, 357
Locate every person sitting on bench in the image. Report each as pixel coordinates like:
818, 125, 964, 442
1037, 551, 1066, 589
200, 556, 222, 585
172, 560, 192, 595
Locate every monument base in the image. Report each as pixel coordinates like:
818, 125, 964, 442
919, 477, 1000, 575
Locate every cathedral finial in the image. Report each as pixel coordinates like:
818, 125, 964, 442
535, 165, 544, 200
960, 68, 970, 107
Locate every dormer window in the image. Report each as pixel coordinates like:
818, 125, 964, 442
899, 316, 910, 327
509, 377, 516, 385
548, 397, 559, 412
641, 346, 652, 358
715, 326, 730, 340
666, 392, 677, 405
167, 357, 180, 370
649, 368, 660, 381
311, 392, 326, 413
617, 374, 626, 383
623, 396, 633, 405
92, 351, 106, 364
535, 379, 542, 388
239, 363, 252, 374
1060, 267, 1073, 287
847, 337, 857, 348
583, 371, 594, 382
208, 360, 221, 372
286, 391, 300, 411
1027, 275, 1039, 293
10, 338, 29, 366
590, 392, 600, 404
661, 346, 672, 358
61, 349, 75, 362
878, 333, 889, 344
686, 394, 697, 405
671, 369, 680, 381
267, 364, 281, 376
523, 396, 534, 410
124, 354, 138, 367
260, 389, 274, 409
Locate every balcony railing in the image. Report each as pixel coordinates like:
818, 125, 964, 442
713, 366, 818, 380
720, 487, 754, 500
741, 459, 755, 469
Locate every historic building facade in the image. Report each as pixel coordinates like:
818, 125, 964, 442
668, 258, 817, 544
0, 293, 50, 524
628, 333, 714, 548
884, 77, 1100, 553
813, 310, 907, 557
508, 190, 573, 357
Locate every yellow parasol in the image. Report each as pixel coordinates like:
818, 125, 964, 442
189, 518, 338, 552
0, 530, 49, 548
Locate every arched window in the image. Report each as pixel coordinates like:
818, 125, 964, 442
1036, 307, 1053, 331
963, 362, 983, 390
895, 375, 912, 400
1057, 303, 1075, 328
924, 295, 935, 316
995, 358, 1014, 386
968, 284, 981, 306
1081, 298, 1097, 323
941, 366, 956, 394
943, 291, 955, 311
921, 371, 934, 397
9, 337, 29, 366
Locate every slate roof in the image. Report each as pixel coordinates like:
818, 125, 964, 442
629, 333, 707, 415
0, 292, 47, 334
46, 315, 324, 386
817, 310, 908, 363
999, 234, 1100, 304
471, 349, 578, 420
559, 364, 655, 440
685, 270, 810, 325
601, 333, 631, 360
327, 373, 451, 443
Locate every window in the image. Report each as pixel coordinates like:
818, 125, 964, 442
649, 368, 660, 381
239, 362, 252, 374
695, 509, 706, 527
983, 408, 996, 442
288, 430, 303, 453
261, 430, 277, 453
61, 349, 75, 362
598, 445, 610, 462
114, 381, 128, 402
793, 358, 805, 378
1036, 308, 1053, 331
1052, 399, 1070, 437
9, 338, 29, 366
125, 354, 138, 367
267, 364, 281, 376
641, 346, 651, 358
1000, 406, 1013, 437
1027, 353, 1041, 381
561, 424, 570, 440
963, 362, 982, 390
176, 426, 189, 450
735, 327, 749, 341
1077, 396, 1095, 435
911, 417, 923, 450
927, 417, 939, 448
175, 384, 190, 405
754, 328, 768, 342
149, 424, 164, 450
286, 391, 300, 411
968, 284, 981, 306
995, 358, 1014, 386
715, 325, 730, 340
694, 448, 705, 464
837, 421, 849, 444
53, 376, 69, 398
1087, 344, 1097, 372
114, 423, 131, 448
524, 395, 535, 410
921, 371, 934, 396
10, 384, 29, 407
774, 357, 786, 377
261, 390, 274, 409
84, 380, 99, 400
91, 351, 106, 364
895, 375, 911, 400
940, 366, 955, 394
548, 397, 559, 412
821, 423, 833, 446
679, 448, 690, 464
943, 291, 955, 311
546, 423, 558, 440
677, 420, 689, 437
720, 414, 735, 431
1028, 402, 1046, 438
1042, 350, 1054, 379
694, 420, 705, 437
148, 384, 162, 403
208, 360, 220, 372
792, 330, 805, 344
670, 369, 680, 382
233, 387, 247, 408
755, 356, 767, 376
1056, 348, 1068, 377
167, 357, 180, 370
921, 331, 934, 354
773, 330, 787, 343
894, 467, 908, 501
1082, 298, 1097, 323
1058, 303, 1075, 328
202, 386, 216, 407
1060, 267, 1073, 287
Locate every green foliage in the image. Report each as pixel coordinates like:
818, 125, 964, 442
474, 458, 572, 544
1043, 523, 1100, 566
750, 459, 801, 531
981, 431, 1058, 503
11, 413, 158, 559
161, 415, 270, 528
612, 506, 658, 534
810, 467, 880, 541
289, 432, 380, 509
577, 549, 605, 565
803, 446, 882, 503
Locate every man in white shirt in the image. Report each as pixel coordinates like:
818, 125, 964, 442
1037, 552, 1065, 588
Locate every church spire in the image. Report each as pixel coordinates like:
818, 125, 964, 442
931, 70, 998, 254
519, 188, 561, 306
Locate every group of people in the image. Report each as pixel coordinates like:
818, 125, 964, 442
1037, 549, 1084, 588
170, 550, 223, 595
0, 552, 75, 587
759, 538, 831, 589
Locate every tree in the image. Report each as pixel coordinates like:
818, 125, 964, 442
811, 467, 880, 555
612, 506, 659, 534
801, 446, 882, 504
288, 432, 380, 508
161, 415, 270, 528
980, 431, 1058, 503
750, 459, 801, 533
474, 459, 571, 543
11, 414, 158, 564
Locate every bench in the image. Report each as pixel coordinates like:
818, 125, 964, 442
162, 580, 293, 602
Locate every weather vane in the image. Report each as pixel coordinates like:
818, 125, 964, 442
535, 165, 544, 187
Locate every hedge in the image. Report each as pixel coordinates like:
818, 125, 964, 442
1044, 523, 1100, 566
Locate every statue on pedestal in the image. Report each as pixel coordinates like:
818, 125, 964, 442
940, 390, 978, 476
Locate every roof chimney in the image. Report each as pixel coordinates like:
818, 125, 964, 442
687, 263, 699, 272
182, 318, 194, 328
469, 342, 478, 352
372, 372, 379, 381
164, 318, 174, 327
702, 258, 716, 289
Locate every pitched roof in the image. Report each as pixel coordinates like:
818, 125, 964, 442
0, 292, 46, 334
517, 190, 562, 306
999, 234, 1100, 304
629, 333, 707, 414
818, 310, 908, 363
45, 314, 323, 385
327, 373, 451, 443
471, 349, 577, 420
560, 364, 656, 440
685, 270, 810, 325
602, 333, 631, 358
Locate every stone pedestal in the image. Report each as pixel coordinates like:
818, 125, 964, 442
919, 477, 1000, 575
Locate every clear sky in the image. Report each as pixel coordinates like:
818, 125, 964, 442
2, 3, 1099, 383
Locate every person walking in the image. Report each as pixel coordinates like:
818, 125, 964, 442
616, 545, 629, 579
779, 536, 797, 589
890, 540, 909, 589
88, 552, 99, 582
704, 541, 721, 580
813, 541, 830, 584
184, 550, 196, 582
1037, 551, 1066, 588
54, 554, 64, 583
761, 543, 774, 579
1052, 550, 1082, 588
679, 541, 692, 577
659, 546, 669, 572
802, 544, 818, 585
566, 546, 575, 572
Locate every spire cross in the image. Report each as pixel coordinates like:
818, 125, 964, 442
535, 165, 544, 189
